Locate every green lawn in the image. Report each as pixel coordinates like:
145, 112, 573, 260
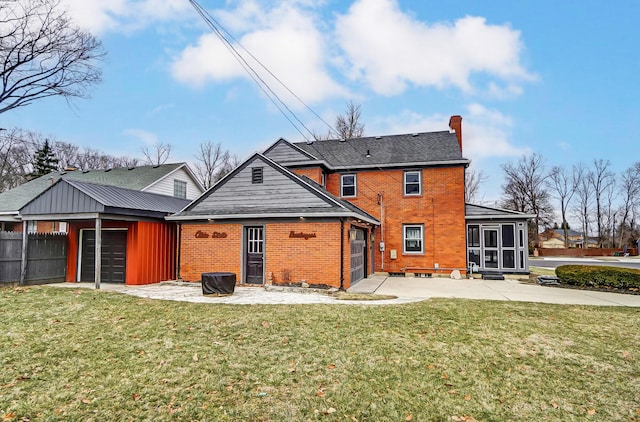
1, 286, 639, 421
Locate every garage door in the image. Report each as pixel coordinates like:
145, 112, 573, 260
350, 228, 366, 284
80, 230, 127, 283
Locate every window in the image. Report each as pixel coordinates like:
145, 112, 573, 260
467, 225, 480, 247
27, 220, 37, 233
173, 180, 187, 199
404, 171, 421, 195
252, 167, 263, 184
341, 174, 356, 197
502, 225, 515, 247
503, 250, 515, 269
403, 225, 423, 254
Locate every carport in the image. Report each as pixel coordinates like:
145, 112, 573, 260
19, 179, 189, 288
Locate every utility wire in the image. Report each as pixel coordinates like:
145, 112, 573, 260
189, 0, 337, 139
188, 0, 328, 143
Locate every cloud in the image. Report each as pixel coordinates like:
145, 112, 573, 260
463, 104, 531, 159
335, 0, 535, 95
170, 2, 347, 104
60, 0, 191, 34
370, 104, 529, 160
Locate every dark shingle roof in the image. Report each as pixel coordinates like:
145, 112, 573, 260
0, 163, 184, 214
170, 153, 380, 225
290, 131, 467, 169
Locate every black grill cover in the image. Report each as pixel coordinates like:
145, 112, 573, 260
202, 272, 236, 295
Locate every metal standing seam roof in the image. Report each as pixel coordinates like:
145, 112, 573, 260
0, 163, 185, 213
291, 131, 468, 168
465, 203, 535, 220
21, 179, 191, 216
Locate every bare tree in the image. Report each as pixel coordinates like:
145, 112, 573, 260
465, 167, 487, 203
0, 0, 105, 114
214, 153, 241, 182
335, 101, 365, 139
0, 128, 33, 191
588, 159, 615, 247
547, 165, 578, 247
193, 141, 229, 189
613, 164, 639, 248
142, 142, 173, 166
572, 163, 593, 248
500, 153, 553, 248
314, 101, 365, 141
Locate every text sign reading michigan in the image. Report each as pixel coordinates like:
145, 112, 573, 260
289, 231, 317, 240
195, 230, 228, 239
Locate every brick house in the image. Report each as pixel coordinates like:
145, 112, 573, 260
538, 228, 584, 248
173, 116, 532, 289
169, 153, 379, 288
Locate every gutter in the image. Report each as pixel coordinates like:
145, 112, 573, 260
340, 219, 345, 291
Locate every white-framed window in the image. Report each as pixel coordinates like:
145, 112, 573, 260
404, 170, 421, 195
27, 220, 37, 233
403, 224, 424, 254
341, 174, 356, 197
174, 180, 187, 199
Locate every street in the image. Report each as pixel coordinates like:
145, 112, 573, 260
530, 257, 640, 270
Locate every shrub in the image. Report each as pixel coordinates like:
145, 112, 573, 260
556, 265, 640, 290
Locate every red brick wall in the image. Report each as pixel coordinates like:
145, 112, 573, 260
292, 167, 324, 185
179, 221, 352, 288
179, 223, 243, 282
266, 221, 343, 288
326, 166, 467, 274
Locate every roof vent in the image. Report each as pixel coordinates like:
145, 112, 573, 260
375, 136, 382, 139
82, 170, 90, 174
153, 164, 160, 168
412, 133, 419, 137
128, 167, 135, 170
105, 168, 112, 172
339, 138, 346, 142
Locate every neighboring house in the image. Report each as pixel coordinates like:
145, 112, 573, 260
0, 163, 204, 286
539, 228, 584, 248
0, 163, 203, 233
173, 116, 532, 289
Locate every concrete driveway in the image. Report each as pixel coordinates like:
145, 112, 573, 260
349, 276, 640, 307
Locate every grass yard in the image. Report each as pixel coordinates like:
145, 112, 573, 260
1, 286, 639, 421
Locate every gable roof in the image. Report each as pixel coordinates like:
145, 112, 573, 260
20, 179, 190, 219
264, 131, 469, 170
262, 138, 318, 162
465, 203, 535, 220
0, 163, 190, 216
169, 153, 379, 225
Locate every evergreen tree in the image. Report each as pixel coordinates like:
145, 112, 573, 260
31, 140, 59, 179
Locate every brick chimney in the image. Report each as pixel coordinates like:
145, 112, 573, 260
449, 115, 462, 152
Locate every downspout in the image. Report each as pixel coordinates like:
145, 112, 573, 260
379, 193, 384, 270
175, 223, 182, 280
340, 218, 345, 291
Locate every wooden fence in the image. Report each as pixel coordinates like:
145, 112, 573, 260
0, 232, 68, 285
